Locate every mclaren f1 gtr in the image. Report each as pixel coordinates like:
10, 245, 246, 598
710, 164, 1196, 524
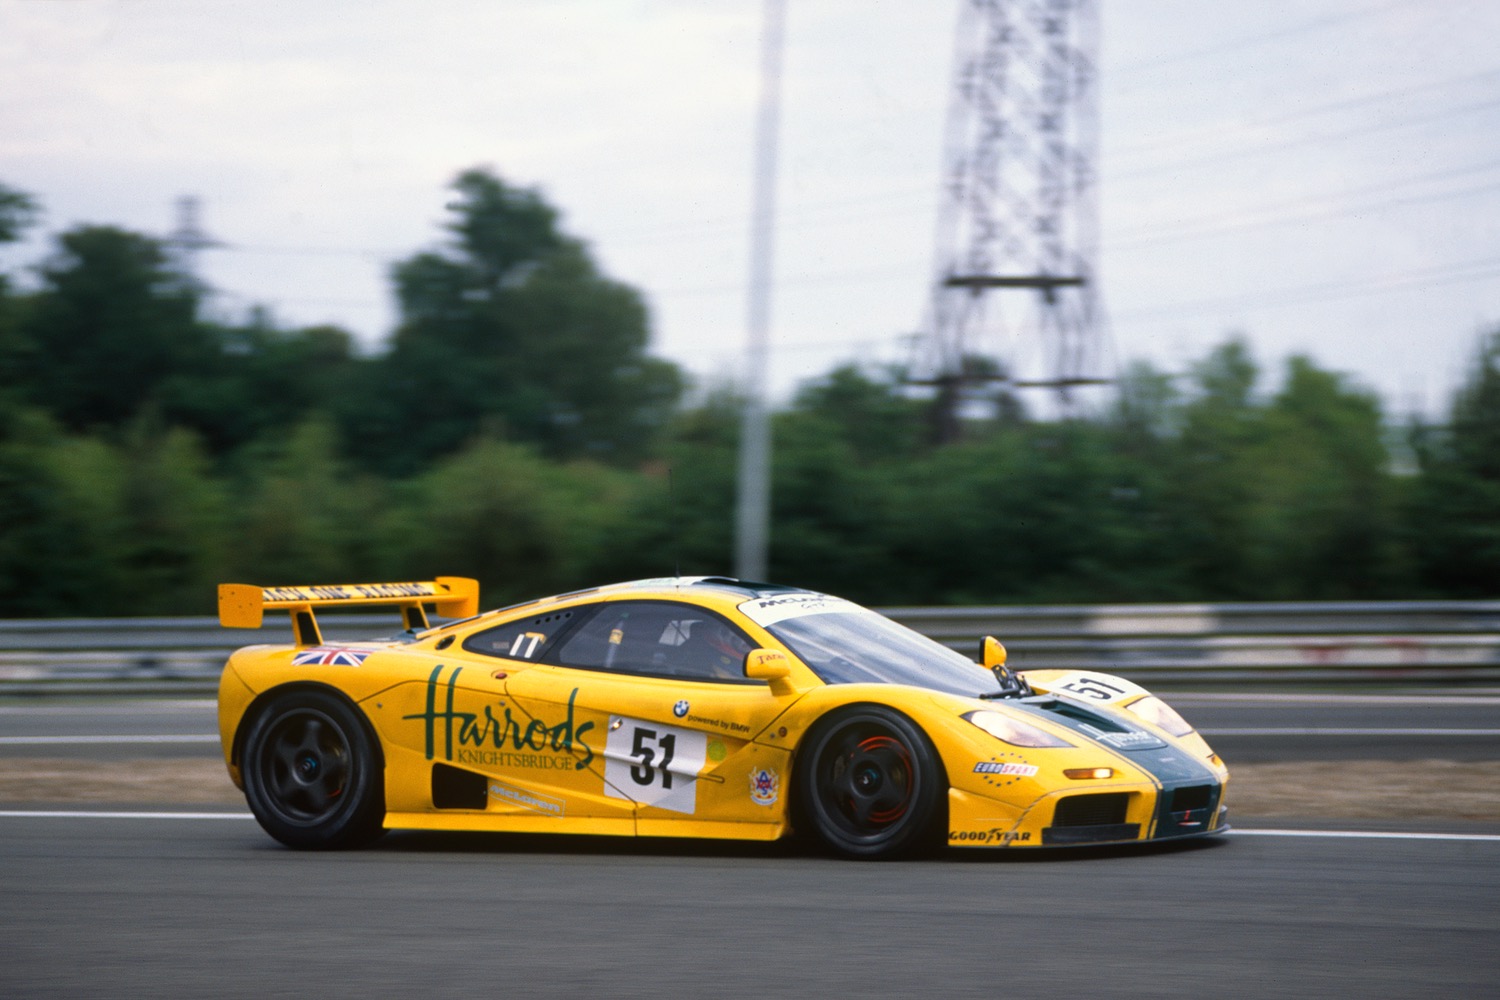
216, 576, 1229, 858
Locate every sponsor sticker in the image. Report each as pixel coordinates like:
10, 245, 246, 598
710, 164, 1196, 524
973, 752, 1037, 789
404, 668, 596, 769
737, 594, 867, 628
973, 761, 1039, 777
292, 647, 371, 667
950, 829, 1031, 845
673, 700, 690, 718
1081, 726, 1164, 751
749, 767, 780, 806
488, 780, 565, 817
265, 583, 436, 603
605, 717, 708, 814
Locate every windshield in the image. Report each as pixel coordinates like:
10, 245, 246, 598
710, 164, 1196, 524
753, 605, 993, 697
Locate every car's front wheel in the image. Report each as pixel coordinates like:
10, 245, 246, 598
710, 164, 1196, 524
794, 706, 945, 859
240, 690, 385, 850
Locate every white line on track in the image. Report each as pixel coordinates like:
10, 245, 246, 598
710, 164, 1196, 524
0, 735, 220, 745
1230, 828, 1500, 843
0, 701, 216, 715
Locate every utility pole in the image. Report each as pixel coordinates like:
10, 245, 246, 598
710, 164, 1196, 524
914, 0, 1110, 441
734, 0, 786, 583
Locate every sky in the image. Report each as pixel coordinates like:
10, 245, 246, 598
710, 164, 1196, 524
3, 0, 1499, 420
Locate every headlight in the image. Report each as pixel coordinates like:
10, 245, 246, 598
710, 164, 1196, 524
963, 710, 1074, 748
1125, 695, 1194, 737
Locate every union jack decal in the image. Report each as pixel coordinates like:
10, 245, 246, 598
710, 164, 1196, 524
292, 647, 371, 667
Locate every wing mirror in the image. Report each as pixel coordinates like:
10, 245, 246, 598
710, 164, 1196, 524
745, 648, 797, 697
980, 635, 1028, 698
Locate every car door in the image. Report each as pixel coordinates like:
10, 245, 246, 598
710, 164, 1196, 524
425, 603, 632, 823
499, 599, 800, 831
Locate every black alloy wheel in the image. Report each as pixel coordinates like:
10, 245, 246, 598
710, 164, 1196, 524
794, 706, 945, 859
240, 690, 385, 850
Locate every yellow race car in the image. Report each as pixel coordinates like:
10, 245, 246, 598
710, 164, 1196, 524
216, 576, 1229, 858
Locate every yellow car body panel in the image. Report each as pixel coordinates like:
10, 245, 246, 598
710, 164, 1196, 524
217, 577, 1229, 856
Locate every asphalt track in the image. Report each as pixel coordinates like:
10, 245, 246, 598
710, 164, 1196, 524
3, 694, 1499, 998
2, 814, 1497, 999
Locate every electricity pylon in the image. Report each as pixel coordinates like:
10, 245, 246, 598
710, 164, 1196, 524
163, 195, 219, 293
914, 0, 1110, 441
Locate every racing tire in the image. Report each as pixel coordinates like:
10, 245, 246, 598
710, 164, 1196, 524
240, 690, 386, 850
794, 706, 946, 859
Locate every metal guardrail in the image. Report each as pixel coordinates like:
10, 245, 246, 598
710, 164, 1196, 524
1, 601, 1498, 694
885, 601, 1500, 685
0, 615, 402, 694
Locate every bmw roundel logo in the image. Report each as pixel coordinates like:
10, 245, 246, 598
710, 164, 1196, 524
673, 700, 690, 718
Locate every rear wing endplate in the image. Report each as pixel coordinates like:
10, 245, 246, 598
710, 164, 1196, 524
218, 578, 480, 647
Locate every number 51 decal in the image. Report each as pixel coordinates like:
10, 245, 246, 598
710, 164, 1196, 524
605, 717, 707, 814
1050, 671, 1148, 704
631, 727, 676, 787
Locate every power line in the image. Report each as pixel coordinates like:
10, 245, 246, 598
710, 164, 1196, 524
1111, 0, 1420, 79
202, 68, 1500, 266
1111, 66, 1500, 164
1112, 254, 1500, 324
227, 243, 405, 259
1107, 163, 1500, 250
1111, 95, 1500, 183
656, 252, 1500, 357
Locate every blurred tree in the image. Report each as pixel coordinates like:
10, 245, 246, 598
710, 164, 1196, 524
40, 419, 231, 614
579, 390, 742, 584
1140, 343, 1403, 599
385, 435, 632, 604
350, 168, 683, 473
115, 422, 228, 613
756, 366, 934, 598
169, 313, 361, 455
0, 410, 102, 615
790, 364, 925, 464
16, 226, 214, 432
1260, 358, 1398, 599
885, 420, 1148, 604
1246, 357, 1400, 597
1109, 359, 1182, 447
230, 419, 382, 585
0, 184, 40, 407
0, 183, 37, 246
44, 431, 129, 608
923, 353, 1026, 446
765, 410, 896, 599
1409, 330, 1500, 595
1096, 360, 1191, 598
1157, 338, 1267, 597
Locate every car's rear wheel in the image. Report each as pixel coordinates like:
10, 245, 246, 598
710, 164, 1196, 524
794, 706, 945, 859
240, 690, 385, 850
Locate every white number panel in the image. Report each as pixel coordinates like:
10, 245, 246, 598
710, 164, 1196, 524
1042, 671, 1149, 704
604, 717, 708, 815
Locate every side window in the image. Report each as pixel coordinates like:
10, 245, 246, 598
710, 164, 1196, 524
462, 608, 578, 661
554, 602, 755, 681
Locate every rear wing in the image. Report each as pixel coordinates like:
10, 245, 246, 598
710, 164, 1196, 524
218, 578, 480, 647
